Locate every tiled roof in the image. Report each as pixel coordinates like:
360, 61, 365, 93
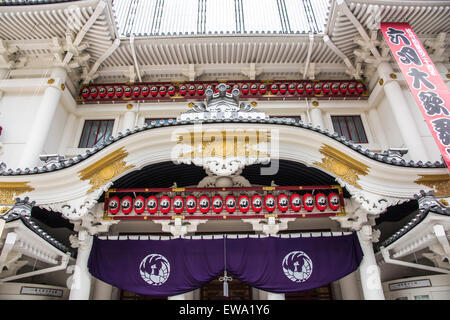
375, 190, 450, 251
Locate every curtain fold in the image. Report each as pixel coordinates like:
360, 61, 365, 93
88, 233, 363, 296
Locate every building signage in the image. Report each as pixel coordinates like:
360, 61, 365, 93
20, 286, 64, 297
380, 22, 450, 170
388, 279, 432, 291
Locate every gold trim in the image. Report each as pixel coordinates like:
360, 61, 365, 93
414, 174, 450, 197
79, 148, 134, 194
312, 100, 319, 107
0, 182, 34, 205
379, 79, 384, 86
126, 104, 134, 110
47, 78, 55, 84
61, 84, 66, 91
314, 144, 370, 189
389, 73, 397, 79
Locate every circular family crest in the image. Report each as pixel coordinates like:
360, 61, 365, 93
282, 251, 313, 283
139, 254, 170, 286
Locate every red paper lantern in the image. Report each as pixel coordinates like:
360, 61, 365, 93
328, 193, 340, 211
251, 195, 263, 213
108, 197, 120, 215
147, 196, 158, 214
348, 82, 356, 94
250, 84, 258, 95
186, 196, 197, 214
313, 83, 322, 95
197, 85, 205, 95
316, 193, 327, 211
107, 87, 115, 97
141, 86, 150, 97
238, 195, 250, 213
160, 196, 171, 214
212, 195, 223, 214
323, 82, 331, 94
134, 196, 145, 214
116, 87, 124, 98
290, 194, 302, 212
264, 194, 276, 213
173, 196, 184, 214
225, 195, 236, 213
279, 83, 288, 94
339, 83, 348, 94
259, 84, 267, 94
288, 83, 296, 94
331, 83, 340, 94
303, 193, 315, 212
199, 195, 210, 214
121, 196, 133, 215
277, 194, 289, 212
159, 86, 167, 96
150, 86, 158, 97
133, 86, 141, 97
356, 83, 365, 94
179, 85, 187, 96
124, 86, 132, 98
99, 87, 107, 98
168, 86, 176, 96
90, 87, 98, 98
226, 84, 232, 93
81, 87, 90, 98
270, 84, 279, 94
297, 83, 305, 94
241, 84, 250, 95
188, 85, 196, 95
305, 83, 313, 94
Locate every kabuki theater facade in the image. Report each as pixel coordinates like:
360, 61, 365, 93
0, 0, 449, 301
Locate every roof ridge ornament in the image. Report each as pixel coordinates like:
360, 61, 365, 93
179, 83, 268, 122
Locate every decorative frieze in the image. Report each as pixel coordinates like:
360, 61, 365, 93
414, 174, 450, 197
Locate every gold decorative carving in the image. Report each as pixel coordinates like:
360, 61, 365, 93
61, 84, 66, 91
126, 104, 134, 110
79, 148, 134, 194
414, 174, 450, 197
0, 182, 34, 205
47, 78, 55, 84
389, 73, 397, 79
314, 144, 370, 189
379, 79, 384, 86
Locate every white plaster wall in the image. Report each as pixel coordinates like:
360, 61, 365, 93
0, 93, 42, 167
43, 103, 68, 156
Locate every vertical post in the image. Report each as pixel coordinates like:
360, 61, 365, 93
339, 271, 361, 300
69, 230, 93, 300
377, 62, 428, 160
19, 67, 67, 168
93, 278, 113, 300
58, 112, 78, 155
0, 68, 8, 80
367, 108, 389, 151
310, 107, 325, 128
121, 106, 137, 132
357, 225, 385, 300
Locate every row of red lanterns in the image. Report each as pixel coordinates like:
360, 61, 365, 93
108, 193, 341, 215
81, 82, 366, 99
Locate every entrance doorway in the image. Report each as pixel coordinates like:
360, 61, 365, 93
286, 284, 333, 300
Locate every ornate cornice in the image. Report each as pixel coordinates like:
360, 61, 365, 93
0, 182, 34, 205
314, 144, 370, 189
414, 174, 450, 197
78, 147, 134, 194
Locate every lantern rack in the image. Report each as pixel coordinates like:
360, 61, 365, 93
103, 185, 346, 221
79, 80, 368, 104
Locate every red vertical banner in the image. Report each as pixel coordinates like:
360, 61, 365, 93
380, 22, 450, 170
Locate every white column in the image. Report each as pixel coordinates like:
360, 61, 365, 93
69, 230, 94, 300
121, 108, 137, 132
310, 107, 325, 128
267, 292, 285, 300
436, 63, 450, 90
93, 278, 113, 300
111, 286, 121, 300
58, 112, 78, 155
377, 62, 428, 160
367, 108, 389, 151
339, 271, 360, 300
0, 68, 8, 80
19, 67, 67, 168
357, 225, 385, 300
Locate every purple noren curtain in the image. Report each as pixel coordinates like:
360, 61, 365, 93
88, 233, 363, 296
